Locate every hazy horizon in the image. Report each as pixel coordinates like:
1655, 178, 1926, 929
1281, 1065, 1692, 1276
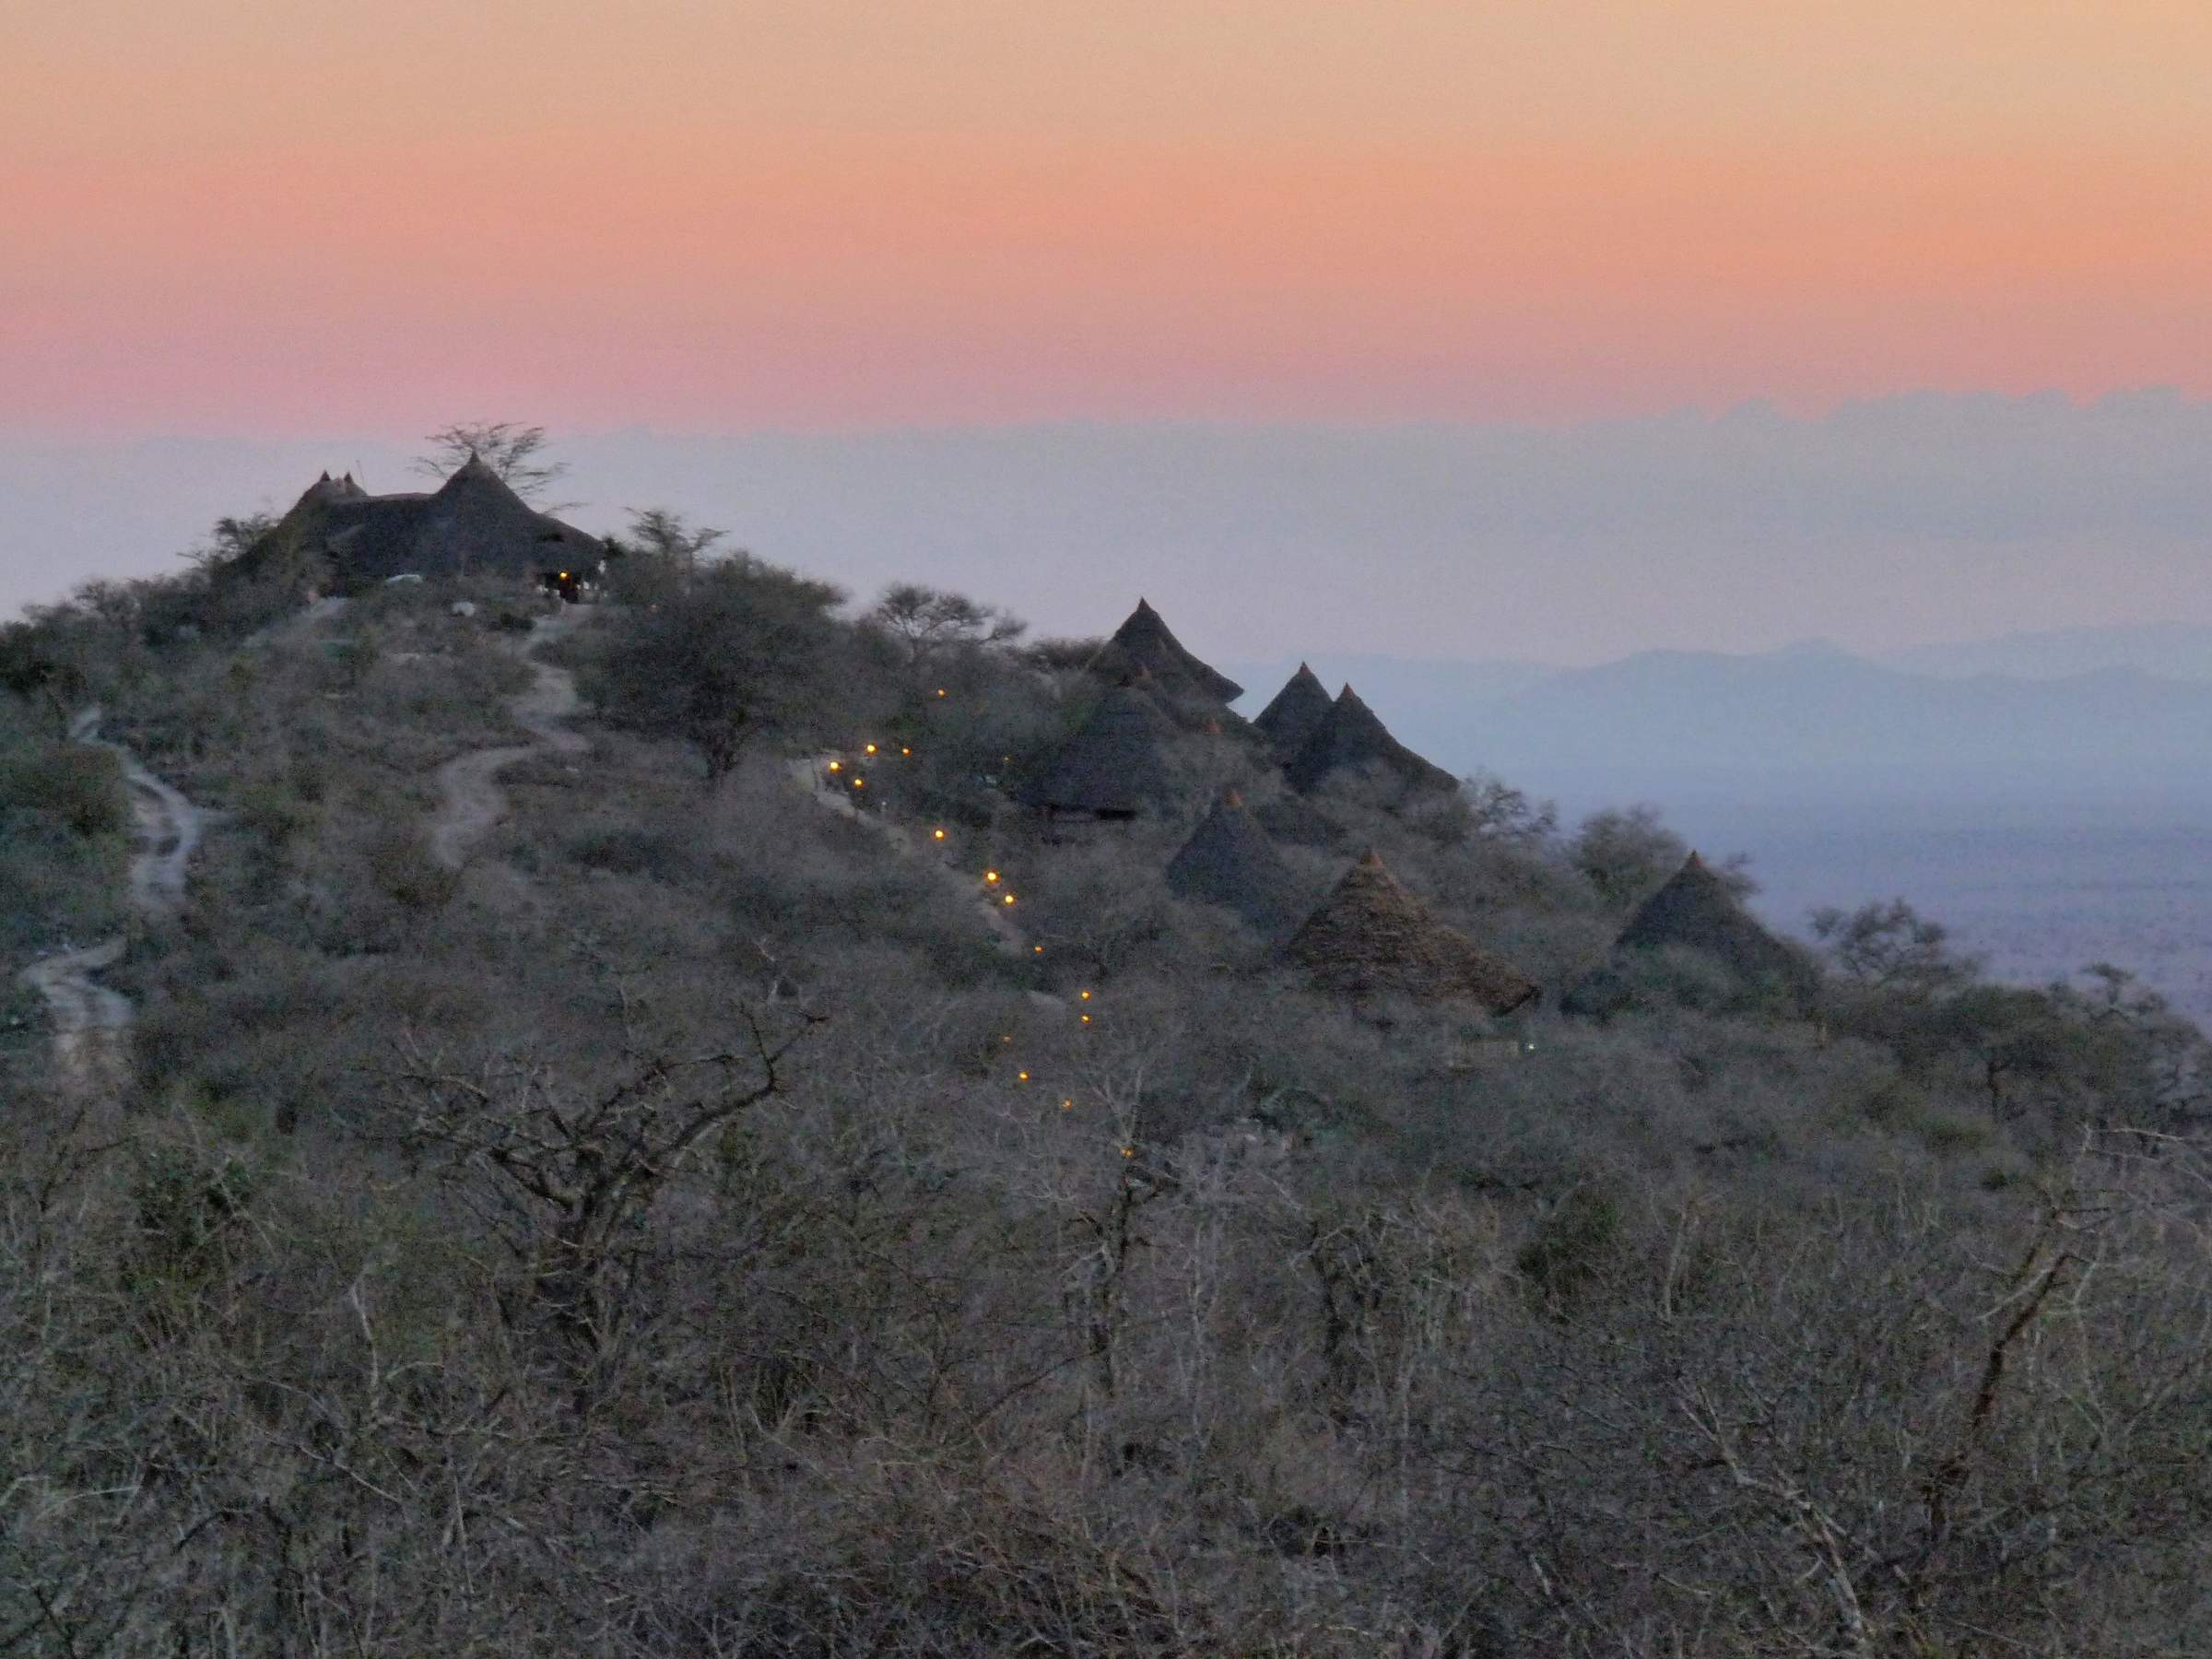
8, 389, 2211, 665
14, 4, 2212, 663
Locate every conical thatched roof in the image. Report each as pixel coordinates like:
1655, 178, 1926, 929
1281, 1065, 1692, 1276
1617, 853, 1803, 975
1283, 685, 1458, 796
1253, 663, 1334, 759
1253, 791, 1345, 849
1564, 853, 1817, 1016
1086, 599, 1242, 705
1166, 793, 1308, 937
1284, 852, 1538, 1015
1021, 684, 1182, 816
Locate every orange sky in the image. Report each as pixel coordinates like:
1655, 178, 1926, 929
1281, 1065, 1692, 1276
5, 1, 2209, 433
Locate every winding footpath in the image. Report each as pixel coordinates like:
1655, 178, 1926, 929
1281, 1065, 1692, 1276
787, 754, 1033, 961
17, 707, 206, 1096
429, 610, 590, 871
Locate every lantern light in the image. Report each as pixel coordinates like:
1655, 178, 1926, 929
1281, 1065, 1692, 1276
1080, 1014, 1091, 1025
901, 747, 912, 756
933, 829, 947, 841
936, 688, 947, 698
865, 743, 877, 754
1078, 990, 1091, 1001
984, 870, 999, 884
1061, 1099, 1073, 1111
1018, 1071, 1030, 1082
1002, 894, 1016, 905
827, 760, 841, 771
1121, 1147, 1133, 1158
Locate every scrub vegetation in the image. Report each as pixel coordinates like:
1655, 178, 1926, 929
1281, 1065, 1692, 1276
3, 512, 2209, 1657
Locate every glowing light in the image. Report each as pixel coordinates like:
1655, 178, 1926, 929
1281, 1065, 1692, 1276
1061, 1099, 1073, 1111
865, 743, 877, 755
1018, 1070, 1030, 1082
1120, 1147, 1133, 1158
827, 760, 841, 771
1080, 1014, 1091, 1025
935, 688, 947, 698
1078, 990, 1091, 1001
852, 777, 865, 789
1001, 1035, 1012, 1045
932, 829, 947, 841
983, 870, 999, 884
1033, 946, 1044, 955
901, 747, 912, 757
1002, 894, 1016, 905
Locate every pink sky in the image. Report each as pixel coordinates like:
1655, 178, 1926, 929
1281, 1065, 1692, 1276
5, 2, 2211, 434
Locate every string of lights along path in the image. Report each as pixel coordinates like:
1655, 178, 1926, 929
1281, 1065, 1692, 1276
819, 734, 1124, 1152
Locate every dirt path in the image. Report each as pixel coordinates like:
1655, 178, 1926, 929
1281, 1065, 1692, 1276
18, 940, 132, 1097
430, 611, 589, 871
17, 709, 206, 1095
787, 755, 1032, 960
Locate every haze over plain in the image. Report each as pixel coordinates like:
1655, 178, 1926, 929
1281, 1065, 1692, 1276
6, 1, 2211, 666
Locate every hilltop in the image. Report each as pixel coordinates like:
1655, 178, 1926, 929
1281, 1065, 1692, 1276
2, 480, 2209, 1653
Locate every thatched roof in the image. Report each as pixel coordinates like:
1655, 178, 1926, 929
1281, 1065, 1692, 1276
1253, 792, 1345, 849
1284, 852, 1538, 1015
1166, 793, 1308, 938
1564, 853, 1817, 1016
292, 471, 369, 510
1020, 685, 1183, 816
239, 457, 602, 591
1086, 599, 1242, 705
1283, 685, 1458, 796
1618, 854, 1804, 976
1253, 663, 1334, 759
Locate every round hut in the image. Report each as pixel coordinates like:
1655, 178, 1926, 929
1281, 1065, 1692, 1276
1284, 684, 1459, 797
1284, 851, 1538, 1016
1165, 792, 1310, 939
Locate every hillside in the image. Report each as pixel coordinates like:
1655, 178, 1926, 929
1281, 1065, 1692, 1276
2, 524, 2210, 1654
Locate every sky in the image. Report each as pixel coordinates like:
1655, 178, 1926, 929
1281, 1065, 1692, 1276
4, 3, 2210, 653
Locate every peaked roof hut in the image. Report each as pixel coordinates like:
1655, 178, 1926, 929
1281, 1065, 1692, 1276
1165, 792, 1309, 938
1086, 599, 1243, 706
1253, 791, 1345, 849
1020, 684, 1183, 819
237, 457, 603, 592
1564, 853, 1818, 1016
1284, 852, 1539, 1015
1283, 685, 1459, 797
1253, 663, 1335, 759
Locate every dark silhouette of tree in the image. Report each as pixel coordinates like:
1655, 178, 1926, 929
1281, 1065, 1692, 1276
582, 554, 851, 781
412, 421, 571, 505
867, 583, 1026, 670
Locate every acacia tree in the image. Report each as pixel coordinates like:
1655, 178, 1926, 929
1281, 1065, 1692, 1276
867, 583, 1027, 671
582, 553, 855, 781
394, 1009, 803, 1406
1568, 805, 1688, 909
412, 421, 570, 505
1812, 897, 1982, 995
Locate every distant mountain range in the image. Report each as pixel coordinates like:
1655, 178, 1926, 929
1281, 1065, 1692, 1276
1229, 623, 2212, 799
1878, 622, 2212, 683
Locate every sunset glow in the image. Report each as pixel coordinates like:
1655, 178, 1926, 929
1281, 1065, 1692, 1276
7, 1, 2211, 435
